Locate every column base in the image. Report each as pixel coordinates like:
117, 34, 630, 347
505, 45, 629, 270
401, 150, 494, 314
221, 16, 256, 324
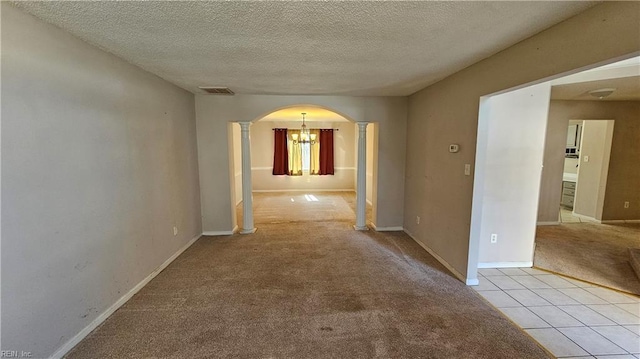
353, 225, 369, 231
240, 228, 257, 234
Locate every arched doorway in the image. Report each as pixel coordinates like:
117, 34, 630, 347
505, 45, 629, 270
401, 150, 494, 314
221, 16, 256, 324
229, 105, 376, 232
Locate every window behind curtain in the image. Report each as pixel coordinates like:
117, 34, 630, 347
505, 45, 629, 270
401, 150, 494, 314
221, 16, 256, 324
277, 128, 327, 176
301, 142, 310, 171
288, 130, 303, 176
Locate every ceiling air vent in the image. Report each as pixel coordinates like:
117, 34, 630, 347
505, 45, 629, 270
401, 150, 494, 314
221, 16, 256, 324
199, 86, 235, 95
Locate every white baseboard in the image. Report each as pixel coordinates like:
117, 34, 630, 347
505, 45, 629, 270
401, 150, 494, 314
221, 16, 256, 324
569, 212, 619, 224
568, 213, 640, 224
478, 261, 533, 269
466, 278, 480, 286
601, 219, 640, 224
202, 226, 238, 236
50, 233, 201, 359
252, 189, 355, 193
371, 224, 404, 232
403, 229, 470, 285
537, 221, 559, 226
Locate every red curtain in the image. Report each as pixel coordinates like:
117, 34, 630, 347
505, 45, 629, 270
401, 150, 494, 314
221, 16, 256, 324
272, 128, 289, 175
319, 129, 334, 175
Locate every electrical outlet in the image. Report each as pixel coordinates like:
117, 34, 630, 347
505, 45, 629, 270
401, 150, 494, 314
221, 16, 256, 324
464, 164, 471, 176
584, 155, 589, 162
416, 216, 420, 225
490, 234, 498, 244
173, 226, 178, 236
624, 201, 630, 209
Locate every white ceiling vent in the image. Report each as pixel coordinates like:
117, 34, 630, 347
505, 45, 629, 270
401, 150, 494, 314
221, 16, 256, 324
198, 87, 234, 95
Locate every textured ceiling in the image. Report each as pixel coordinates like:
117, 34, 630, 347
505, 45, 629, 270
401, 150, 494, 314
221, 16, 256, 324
13, 1, 597, 96
551, 76, 640, 101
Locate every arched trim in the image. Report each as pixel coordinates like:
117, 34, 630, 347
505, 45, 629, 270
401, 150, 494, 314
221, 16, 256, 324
250, 103, 358, 123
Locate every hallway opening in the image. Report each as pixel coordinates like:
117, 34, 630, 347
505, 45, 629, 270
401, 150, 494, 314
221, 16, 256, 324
229, 105, 378, 231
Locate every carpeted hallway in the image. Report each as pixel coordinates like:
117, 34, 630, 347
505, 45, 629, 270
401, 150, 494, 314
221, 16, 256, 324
66, 193, 550, 358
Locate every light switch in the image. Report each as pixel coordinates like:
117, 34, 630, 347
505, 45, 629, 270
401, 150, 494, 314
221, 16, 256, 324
464, 164, 471, 176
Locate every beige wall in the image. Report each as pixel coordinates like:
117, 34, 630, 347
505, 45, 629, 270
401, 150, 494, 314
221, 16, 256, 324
574, 120, 614, 220
405, 2, 640, 281
539, 101, 640, 222
249, 121, 356, 191
195, 95, 407, 232
474, 82, 551, 267
1, 4, 202, 358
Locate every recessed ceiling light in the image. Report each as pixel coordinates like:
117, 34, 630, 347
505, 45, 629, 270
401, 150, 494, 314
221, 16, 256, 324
588, 88, 616, 99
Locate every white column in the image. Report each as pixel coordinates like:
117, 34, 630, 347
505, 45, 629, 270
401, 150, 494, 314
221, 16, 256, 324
355, 122, 368, 230
239, 122, 256, 234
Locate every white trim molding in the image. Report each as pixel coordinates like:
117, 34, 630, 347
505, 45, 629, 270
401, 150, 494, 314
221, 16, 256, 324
404, 229, 473, 285
536, 221, 560, 226
465, 278, 480, 286
565, 212, 639, 224
478, 261, 533, 269
601, 219, 640, 224
371, 224, 403, 232
568, 213, 640, 224
51, 233, 201, 359
202, 226, 238, 236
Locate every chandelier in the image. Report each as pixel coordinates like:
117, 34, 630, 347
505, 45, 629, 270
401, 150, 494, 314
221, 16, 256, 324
291, 112, 317, 144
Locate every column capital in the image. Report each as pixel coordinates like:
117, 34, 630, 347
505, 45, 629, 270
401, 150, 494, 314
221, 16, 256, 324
356, 122, 369, 129
239, 121, 252, 130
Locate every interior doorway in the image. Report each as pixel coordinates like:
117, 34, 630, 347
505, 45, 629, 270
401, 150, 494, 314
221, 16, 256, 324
229, 106, 379, 231
534, 115, 640, 295
559, 119, 615, 223
468, 81, 552, 279
469, 54, 640, 295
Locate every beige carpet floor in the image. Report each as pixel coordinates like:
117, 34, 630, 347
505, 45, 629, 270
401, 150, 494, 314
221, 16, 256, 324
238, 191, 372, 226
534, 222, 640, 295
66, 221, 550, 358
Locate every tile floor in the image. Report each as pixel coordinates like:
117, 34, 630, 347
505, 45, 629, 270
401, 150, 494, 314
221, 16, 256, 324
560, 207, 599, 224
475, 268, 640, 358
